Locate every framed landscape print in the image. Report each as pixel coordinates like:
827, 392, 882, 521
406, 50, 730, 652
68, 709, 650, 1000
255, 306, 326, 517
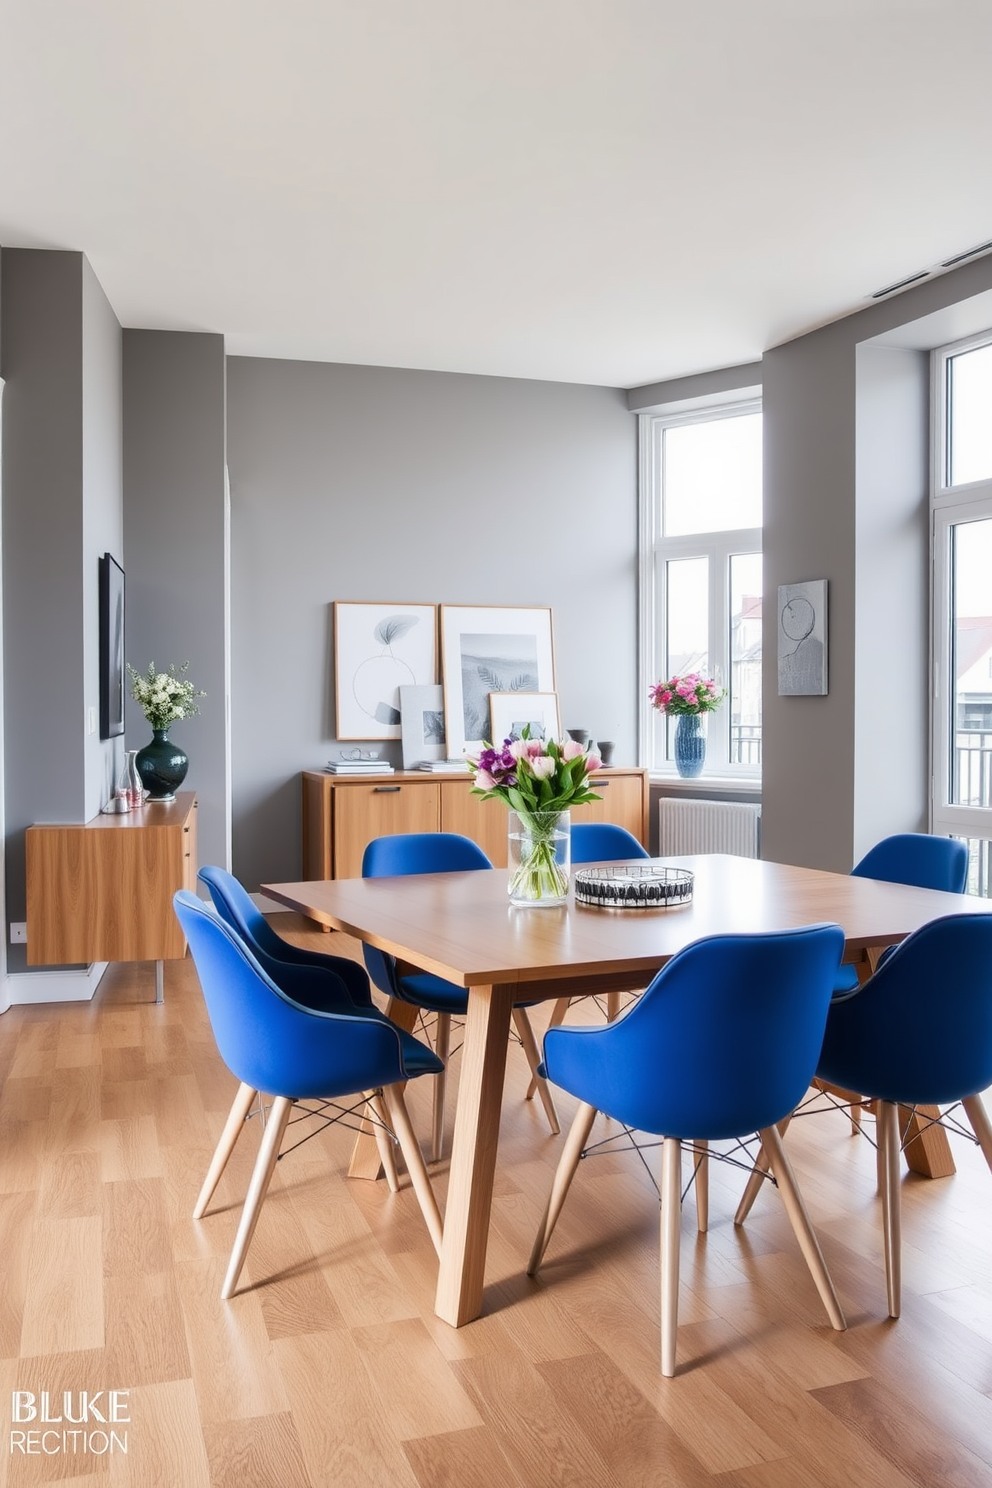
400, 683, 446, 768
489, 690, 561, 747
334, 602, 437, 740
98, 552, 125, 739
440, 604, 555, 756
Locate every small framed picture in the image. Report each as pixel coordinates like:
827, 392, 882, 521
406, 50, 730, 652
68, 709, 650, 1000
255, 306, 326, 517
488, 691, 561, 747
400, 684, 446, 768
440, 604, 556, 756
777, 580, 828, 696
334, 602, 437, 740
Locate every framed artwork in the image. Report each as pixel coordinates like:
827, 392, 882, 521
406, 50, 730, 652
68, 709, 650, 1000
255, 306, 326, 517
489, 690, 561, 747
400, 683, 446, 768
777, 580, 828, 696
440, 604, 556, 756
98, 552, 125, 739
334, 602, 437, 740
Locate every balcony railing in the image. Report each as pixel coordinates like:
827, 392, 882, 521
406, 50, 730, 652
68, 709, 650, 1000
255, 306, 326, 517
954, 728, 992, 809
730, 723, 762, 766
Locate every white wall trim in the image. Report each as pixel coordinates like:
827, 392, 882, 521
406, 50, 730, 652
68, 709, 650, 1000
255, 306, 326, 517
5, 961, 108, 1006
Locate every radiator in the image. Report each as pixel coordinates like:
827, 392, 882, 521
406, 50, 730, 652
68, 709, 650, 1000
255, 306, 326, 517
658, 798, 761, 858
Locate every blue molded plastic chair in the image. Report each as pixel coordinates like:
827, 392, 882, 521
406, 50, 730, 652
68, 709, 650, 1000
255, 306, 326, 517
571, 822, 649, 865
362, 833, 560, 1161
174, 891, 444, 1299
193, 865, 376, 1217
814, 912, 992, 1317
535, 823, 652, 1048
528, 923, 848, 1376
832, 833, 968, 995
198, 864, 373, 1008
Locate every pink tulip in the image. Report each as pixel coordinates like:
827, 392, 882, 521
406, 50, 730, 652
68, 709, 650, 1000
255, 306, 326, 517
585, 752, 602, 772
508, 738, 531, 760
529, 755, 556, 779
475, 768, 497, 790
561, 740, 585, 761
526, 739, 545, 759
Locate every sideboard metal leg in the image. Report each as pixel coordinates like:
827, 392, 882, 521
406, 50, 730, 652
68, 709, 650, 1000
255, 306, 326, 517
155, 960, 165, 1004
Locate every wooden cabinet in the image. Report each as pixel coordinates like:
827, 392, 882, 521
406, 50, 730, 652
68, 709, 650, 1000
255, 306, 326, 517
302, 769, 649, 879
26, 792, 198, 965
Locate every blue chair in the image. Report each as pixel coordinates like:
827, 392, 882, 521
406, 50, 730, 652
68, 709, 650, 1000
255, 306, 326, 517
193, 865, 376, 1218
527, 924, 848, 1376
174, 890, 444, 1299
362, 833, 560, 1161
832, 833, 968, 995
571, 822, 649, 865
813, 912, 992, 1317
535, 822, 652, 1053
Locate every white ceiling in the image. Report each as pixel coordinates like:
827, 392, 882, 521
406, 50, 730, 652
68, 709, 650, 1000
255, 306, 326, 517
2, 1, 991, 388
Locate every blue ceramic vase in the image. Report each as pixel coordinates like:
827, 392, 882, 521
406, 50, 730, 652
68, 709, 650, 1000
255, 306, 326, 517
135, 728, 189, 802
674, 713, 705, 779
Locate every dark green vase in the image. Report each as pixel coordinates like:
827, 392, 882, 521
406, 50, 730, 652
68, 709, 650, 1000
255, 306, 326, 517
135, 728, 189, 802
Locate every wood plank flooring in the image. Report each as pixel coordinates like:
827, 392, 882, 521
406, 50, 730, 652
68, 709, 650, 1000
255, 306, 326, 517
2, 916, 992, 1486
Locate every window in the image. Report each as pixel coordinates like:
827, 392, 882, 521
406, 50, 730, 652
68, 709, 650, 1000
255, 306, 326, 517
639, 402, 762, 775
932, 334, 992, 895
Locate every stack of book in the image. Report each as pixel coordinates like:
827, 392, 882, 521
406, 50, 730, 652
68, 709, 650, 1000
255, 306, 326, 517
418, 759, 471, 772
325, 759, 394, 775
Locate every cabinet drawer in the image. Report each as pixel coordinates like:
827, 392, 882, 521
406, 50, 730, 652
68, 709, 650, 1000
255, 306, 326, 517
333, 781, 440, 879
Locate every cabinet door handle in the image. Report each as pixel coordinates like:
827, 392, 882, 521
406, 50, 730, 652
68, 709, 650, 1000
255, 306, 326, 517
373, 786, 401, 793
595, 780, 610, 788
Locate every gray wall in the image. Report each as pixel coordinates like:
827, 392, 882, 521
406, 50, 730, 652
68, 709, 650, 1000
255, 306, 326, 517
226, 358, 637, 889
1, 248, 123, 969
123, 331, 230, 874
761, 256, 992, 870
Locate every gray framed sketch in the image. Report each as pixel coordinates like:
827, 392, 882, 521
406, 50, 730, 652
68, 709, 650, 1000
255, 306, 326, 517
777, 580, 828, 696
334, 602, 437, 739
440, 604, 556, 756
489, 691, 560, 747
400, 684, 446, 768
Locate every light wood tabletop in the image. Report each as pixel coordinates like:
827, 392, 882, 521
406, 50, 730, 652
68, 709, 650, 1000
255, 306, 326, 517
263, 855, 988, 1328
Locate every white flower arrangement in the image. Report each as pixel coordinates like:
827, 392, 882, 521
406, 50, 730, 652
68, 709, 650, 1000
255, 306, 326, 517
127, 661, 205, 730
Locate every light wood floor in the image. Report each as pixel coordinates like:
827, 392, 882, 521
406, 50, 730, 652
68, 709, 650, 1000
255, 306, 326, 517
3, 917, 992, 1487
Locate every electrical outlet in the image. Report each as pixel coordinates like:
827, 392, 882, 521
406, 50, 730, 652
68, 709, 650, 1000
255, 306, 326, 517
9, 922, 27, 944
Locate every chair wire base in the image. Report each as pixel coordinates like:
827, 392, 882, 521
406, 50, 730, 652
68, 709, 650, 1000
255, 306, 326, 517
580, 1124, 776, 1203
273, 1089, 399, 1162
788, 1086, 981, 1156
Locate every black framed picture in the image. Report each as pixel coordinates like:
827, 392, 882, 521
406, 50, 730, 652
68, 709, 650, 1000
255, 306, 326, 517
99, 552, 125, 738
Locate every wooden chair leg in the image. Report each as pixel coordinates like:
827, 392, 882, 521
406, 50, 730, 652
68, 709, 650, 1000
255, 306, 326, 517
366, 1091, 400, 1194
431, 1012, 451, 1163
513, 1007, 560, 1135
660, 1136, 682, 1378
221, 1095, 292, 1300
694, 1140, 709, 1234
194, 1081, 258, 1219
877, 1099, 902, 1318
760, 1122, 846, 1331
962, 1094, 992, 1176
526, 998, 570, 1100
734, 1114, 792, 1226
381, 1083, 444, 1257
528, 1101, 597, 1275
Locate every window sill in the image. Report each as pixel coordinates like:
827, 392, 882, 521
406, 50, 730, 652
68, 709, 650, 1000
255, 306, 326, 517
649, 772, 762, 796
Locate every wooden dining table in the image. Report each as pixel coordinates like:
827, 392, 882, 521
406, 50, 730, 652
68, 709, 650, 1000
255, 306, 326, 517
263, 853, 987, 1328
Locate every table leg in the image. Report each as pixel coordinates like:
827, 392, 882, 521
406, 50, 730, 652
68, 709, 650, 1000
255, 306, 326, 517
901, 1103, 956, 1178
435, 982, 516, 1328
155, 960, 164, 1005
348, 998, 419, 1181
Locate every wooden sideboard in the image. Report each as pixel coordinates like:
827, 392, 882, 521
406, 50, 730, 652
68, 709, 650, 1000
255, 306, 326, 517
25, 792, 198, 998
302, 768, 650, 881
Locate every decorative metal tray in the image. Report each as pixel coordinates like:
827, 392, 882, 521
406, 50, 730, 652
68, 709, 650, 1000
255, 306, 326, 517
574, 864, 694, 910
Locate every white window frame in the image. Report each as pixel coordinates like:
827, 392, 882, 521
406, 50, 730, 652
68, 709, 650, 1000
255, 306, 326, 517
930, 331, 992, 864
638, 399, 762, 779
